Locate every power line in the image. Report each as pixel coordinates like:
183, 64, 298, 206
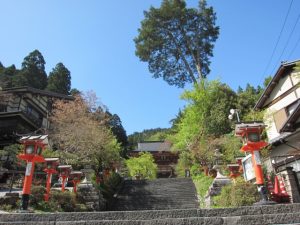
271, 12, 300, 74
260, 0, 294, 82
287, 33, 300, 60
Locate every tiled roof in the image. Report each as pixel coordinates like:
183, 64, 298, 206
134, 141, 172, 152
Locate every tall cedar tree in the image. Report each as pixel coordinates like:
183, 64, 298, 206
134, 0, 219, 88
13, 50, 47, 89
47, 62, 71, 95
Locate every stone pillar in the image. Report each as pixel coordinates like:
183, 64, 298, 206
279, 167, 300, 203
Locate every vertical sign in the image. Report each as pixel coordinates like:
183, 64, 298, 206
242, 154, 255, 181
25, 162, 32, 176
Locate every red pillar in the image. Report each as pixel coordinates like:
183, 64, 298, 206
22, 161, 35, 195
250, 150, 264, 185
44, 173, 52, 201
61, 176, 67, 192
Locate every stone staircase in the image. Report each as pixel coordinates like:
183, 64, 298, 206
0, 203, 300, 224
110, 178, 199, 211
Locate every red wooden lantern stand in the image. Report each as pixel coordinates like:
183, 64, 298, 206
18, 135, 48, 210
58, 165, 72, 192
69, 171, 82, 193
44, 158, 59, 201
227, 164, 241, 179
235, 122, 270, 203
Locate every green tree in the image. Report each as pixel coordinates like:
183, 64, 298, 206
0, 64, 19, 89
46, 63, 71, 95
134, 0, 219, 88
126, 152, 157, 179
108, 113, 128, 157
13, 50, 47, 89
70, 88, 81, 96
171, 80, 237, 168
127, 128, 170, 150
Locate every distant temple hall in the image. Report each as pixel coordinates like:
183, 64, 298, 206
130, 141, 178, 178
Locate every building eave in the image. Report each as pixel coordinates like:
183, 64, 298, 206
1, 86, 74, 100
254, 59, 300, 110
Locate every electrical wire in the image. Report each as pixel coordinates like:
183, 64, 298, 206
271, 12, 300, 75
287, 33, 300, 60
259, 0, 294, 83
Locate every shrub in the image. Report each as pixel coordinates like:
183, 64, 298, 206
30, 185, 46, 207
213, 178, 259, 207
126, 152, 157, 179
192, 172, 214, 207
49, 190, 77, 212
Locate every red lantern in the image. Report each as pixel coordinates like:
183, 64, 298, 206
69, 171, 82, 193
58, 165, 72, 192
235, 122, 270, 203
43, 158, 59, 201
227, 164, 241, 179
18, 135, 48, 210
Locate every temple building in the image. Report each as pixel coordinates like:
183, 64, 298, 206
130, 141, 178, 178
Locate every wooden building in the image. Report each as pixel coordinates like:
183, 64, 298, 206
255, 59, 300, 202
0, 86, 73, 147
130, 141, 178, 177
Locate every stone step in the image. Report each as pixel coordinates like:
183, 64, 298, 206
112, 178, 198, 211
0, 203, 299, 224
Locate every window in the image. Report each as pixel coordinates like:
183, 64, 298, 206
286, 101, 298, 116
0, 104, 7, 112
273, 108, 288, 131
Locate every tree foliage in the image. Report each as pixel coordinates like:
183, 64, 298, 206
108, 113, 128, 157
134, 0, 219, 87
14, 50, 48, 89
0, 64, 19, 89
47, 63, 71, 95
49, 93, 121, 170
128, 128, 170, 150
126, 152, 158, 179
0, 50, 73, 94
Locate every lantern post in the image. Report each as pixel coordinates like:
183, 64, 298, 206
69, 171, 82, 193
18, 135, 48, 211
43, 158, 59, 201
234, 121, 272, 204
58, 165, 72, 192
227, 164, 241, 179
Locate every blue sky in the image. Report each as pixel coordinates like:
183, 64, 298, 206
0, 1, 299, 135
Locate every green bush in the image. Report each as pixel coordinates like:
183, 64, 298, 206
49, 190, 77, 212
106, 172, 122, 191
192, 173, 214, 207
30, 185, 46, 207
213, 178, 259, 208
97, 172, 122, 201
126, 152, 157, 179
